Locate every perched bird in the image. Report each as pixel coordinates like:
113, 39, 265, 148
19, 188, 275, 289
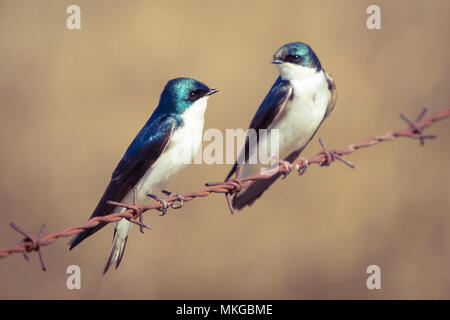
69, 77, 218, 273
226, 42, 336, 210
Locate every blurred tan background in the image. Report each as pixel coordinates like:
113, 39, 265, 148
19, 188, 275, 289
0, 0, 449, 299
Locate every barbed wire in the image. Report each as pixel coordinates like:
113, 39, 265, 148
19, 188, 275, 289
0, 106, 449, 271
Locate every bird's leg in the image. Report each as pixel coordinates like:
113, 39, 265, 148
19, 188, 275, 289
147, 192, 170, 216
161, 190, 185, 210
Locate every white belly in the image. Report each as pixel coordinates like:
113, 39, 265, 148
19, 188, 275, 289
241, 71, 330, 177
273, 73, 330, 158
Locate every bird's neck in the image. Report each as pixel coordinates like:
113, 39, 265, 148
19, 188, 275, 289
277, 63, 321, 82
179, 96, 208, 125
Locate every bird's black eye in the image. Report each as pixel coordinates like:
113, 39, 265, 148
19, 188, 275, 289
189, 91, 199, 100
285, 54, 304, 63
188, 89, 208, 101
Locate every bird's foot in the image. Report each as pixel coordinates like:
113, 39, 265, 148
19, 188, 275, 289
271, 155, 293, 179
295, 156, 309, 175
147, 193, 170, 216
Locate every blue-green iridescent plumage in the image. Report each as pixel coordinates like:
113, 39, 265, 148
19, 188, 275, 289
125, 77, 211, 157
154, 77, 211, 115
273, 41, 322, 71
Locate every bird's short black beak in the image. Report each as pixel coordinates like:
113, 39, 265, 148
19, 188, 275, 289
271, 59, 283, 64
206, 88, 219, 96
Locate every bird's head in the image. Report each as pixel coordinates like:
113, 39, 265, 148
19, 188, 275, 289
272, 42, 322, 80
159, 77, 219, 114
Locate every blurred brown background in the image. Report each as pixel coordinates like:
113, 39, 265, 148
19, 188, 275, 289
0, 0, 449, 299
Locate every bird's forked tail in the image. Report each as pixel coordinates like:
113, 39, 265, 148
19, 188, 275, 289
103, 218, 132, 274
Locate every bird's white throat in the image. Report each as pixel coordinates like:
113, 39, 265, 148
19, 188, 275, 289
277, 62, 318, 82
181, 96, 209, 122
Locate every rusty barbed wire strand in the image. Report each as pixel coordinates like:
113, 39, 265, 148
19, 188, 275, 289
0, 107, 448, 270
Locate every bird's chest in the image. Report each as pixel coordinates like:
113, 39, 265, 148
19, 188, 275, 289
272, 74, 330, 155
164, 119, 204, 165
120, 116, 205, 207
135, 108, 206, 199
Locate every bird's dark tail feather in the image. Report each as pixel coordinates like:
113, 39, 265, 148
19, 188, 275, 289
232, 173, 282, 210
68, 222, 108, 250
231, 150, 301, 211
68, 191, 115, 250
103, 229, 128, 274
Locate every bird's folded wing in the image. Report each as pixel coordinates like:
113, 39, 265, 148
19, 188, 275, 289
226, 76, 293, 180
69, 114, 179, 249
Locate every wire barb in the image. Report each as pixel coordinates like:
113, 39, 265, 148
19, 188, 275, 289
106, 194, 151, 232
9, 223, 47, 271
318, 138, 355, 168
0, 107, 449, 271
400, 106, 437, 146
208, 178, 244, 214
220, 165, 244, 215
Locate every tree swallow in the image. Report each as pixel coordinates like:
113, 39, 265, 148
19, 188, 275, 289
226, 42, 336, 210
69, 77, 218, 273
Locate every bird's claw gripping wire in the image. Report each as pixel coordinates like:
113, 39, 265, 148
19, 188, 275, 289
258, 155, 293, 179
318, 138, 355, 169
9, 223, 47, 271
400, 106, 437, 146
295, 156, 309, 175
161, 190, 185, 210
270, 155, 294, 179
147, 193, 170, 216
